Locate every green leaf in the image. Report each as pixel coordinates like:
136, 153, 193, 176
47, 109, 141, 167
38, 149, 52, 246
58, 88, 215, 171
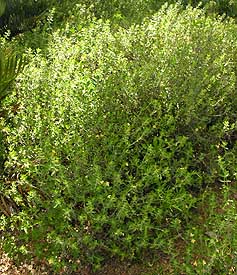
0, 0, 6, 17
0, 50, 25, 102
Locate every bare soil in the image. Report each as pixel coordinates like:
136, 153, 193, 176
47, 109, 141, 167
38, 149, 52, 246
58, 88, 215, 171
0, 250, 172, 275
0, 250, 48, 275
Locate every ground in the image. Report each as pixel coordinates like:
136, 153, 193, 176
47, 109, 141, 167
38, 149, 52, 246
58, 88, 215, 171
0, 249, 172, 275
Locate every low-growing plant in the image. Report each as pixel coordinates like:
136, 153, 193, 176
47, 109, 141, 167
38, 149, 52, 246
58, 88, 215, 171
0, 0, 58, 36
191, 0, 237, 18
0, 32, 26, 179
81, 0, 237, 25
1, 3, 237, 273
168, 184, 237, 275
0, 49, 25, 219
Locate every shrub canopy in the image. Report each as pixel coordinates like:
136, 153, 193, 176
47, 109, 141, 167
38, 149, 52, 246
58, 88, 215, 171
1, 3, 237, 272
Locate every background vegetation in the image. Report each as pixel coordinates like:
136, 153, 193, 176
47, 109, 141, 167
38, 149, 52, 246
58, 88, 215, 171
0, 1, 237, 274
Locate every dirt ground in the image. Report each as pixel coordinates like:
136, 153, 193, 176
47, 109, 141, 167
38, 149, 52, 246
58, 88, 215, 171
0, 251, 48, 275
0, 250, 172, 275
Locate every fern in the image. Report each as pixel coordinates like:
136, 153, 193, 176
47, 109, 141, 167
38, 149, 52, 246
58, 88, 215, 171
0, 0, 6, 17
0, 50, 25, 102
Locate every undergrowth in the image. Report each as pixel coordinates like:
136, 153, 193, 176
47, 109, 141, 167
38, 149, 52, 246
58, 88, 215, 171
0, 2, 237, 274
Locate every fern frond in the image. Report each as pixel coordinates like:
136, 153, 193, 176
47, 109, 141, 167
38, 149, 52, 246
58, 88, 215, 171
0, 0, 6, 17
0, 50, 25, 101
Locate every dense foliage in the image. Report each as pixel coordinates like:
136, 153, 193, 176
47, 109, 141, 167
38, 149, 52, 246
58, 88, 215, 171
0, 47, 25, 171
0, 0, 56, 36
0, 7, 26, 180
0, 1, 237, 274
0, 3, 237, 273
81, 0, 237, 24
1, 0, 237, 35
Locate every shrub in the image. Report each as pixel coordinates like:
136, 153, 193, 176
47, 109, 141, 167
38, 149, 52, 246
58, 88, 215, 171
193, 0, 237, 18
81, 0, 237, 25
1, 3, 237, 272
0, 0, 58, 36
0, 34, 25, 176
80, 0, 165, 25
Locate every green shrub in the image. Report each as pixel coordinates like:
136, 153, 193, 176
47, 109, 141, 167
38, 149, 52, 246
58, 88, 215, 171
0, 34, 25, 176
190, 0, 237, 18
0, 0, 57, 36
81, 0, 237, 25
1, 3, 237, 272
170, 184, 237, 275
80, 0, 165, 25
